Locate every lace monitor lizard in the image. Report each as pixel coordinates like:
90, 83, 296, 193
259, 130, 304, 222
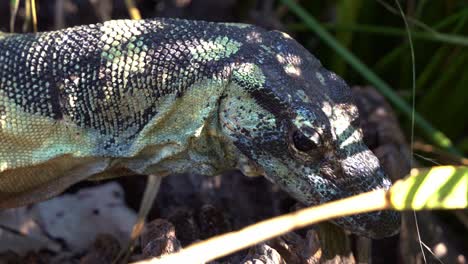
0, 18, 400, 239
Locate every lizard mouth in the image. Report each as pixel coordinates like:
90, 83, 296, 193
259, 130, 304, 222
321, 177, 401, 239
333, 209, 401, 239
306, 147, 401, 239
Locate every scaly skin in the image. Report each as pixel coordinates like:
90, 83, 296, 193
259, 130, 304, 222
0, 18, 399, 238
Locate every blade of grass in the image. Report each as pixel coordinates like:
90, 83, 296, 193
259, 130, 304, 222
279, 0, 459, 154
30, 0, 37, 32
125, 0, 141, 20
419, 52, 468, 138
9, 0, 20, 32
418, 51, 467, 115
377, 0, 437, 34
459, 138, 468, 153
331, 0, 363, 76
375, 8, 468, 71
395, 0, 416, 165
325, 24, 468, 46
441, 61, 468, 129
23, 0, 30, 32
417, 13, 468, 107
394, 1, 427, 262
414, 0, 428, 18
411, 9, 468, 136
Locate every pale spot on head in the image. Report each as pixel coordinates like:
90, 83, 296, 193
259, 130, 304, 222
246, 31, 263, 43
321, 101, 332, 117
276, 53, 302, 65
222, 22, 251, 28
296, 90, 310, 103
279, 31, 293, 39
284, 64, 301, 76
328, 104, 362, 148
328, 72, 339, 81
330, 107, 350, 135
276, 53, 303, 77
339, 129, 360, 149
316, 72, 325, 85
376, 107, 387, 117
276, 54, 286, 64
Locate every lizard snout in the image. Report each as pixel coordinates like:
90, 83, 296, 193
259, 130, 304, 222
329, 149, 401, 238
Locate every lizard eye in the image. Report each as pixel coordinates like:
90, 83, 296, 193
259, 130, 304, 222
292, 130, 320, 152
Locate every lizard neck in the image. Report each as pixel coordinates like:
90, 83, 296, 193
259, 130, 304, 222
102, 77, 240, 177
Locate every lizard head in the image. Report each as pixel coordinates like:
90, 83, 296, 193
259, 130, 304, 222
219, 30, 400, 239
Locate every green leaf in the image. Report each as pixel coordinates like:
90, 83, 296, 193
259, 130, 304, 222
390, 166, 468, 210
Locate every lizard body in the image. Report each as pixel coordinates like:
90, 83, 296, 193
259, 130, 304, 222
0, 18, 399, 238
